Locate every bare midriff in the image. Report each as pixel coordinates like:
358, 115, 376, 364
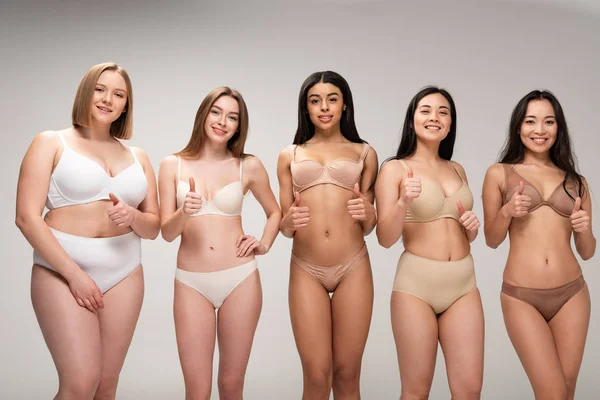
44, 201, 133, 238
177, 215, 254, 273
292, 185, 365, 265
402, 218, 470, 262
504, 206, 580, 288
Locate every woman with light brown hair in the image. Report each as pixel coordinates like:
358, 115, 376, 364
158, 87, 281, 399
16, 62, 160, 399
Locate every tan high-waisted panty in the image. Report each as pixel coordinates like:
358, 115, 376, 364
291, 243, 368, 293
501, 275, 585, 321
393, 251, 476, 314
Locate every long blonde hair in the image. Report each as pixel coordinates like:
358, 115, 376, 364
71, 62, 133, 139
177, 87, 249, 158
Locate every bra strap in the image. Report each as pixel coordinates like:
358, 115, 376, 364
360, 143, 370, 161
397, 159, 409, 171
177, 156, 181, 182
128, 146, 138, 162
57, 131, 69, 149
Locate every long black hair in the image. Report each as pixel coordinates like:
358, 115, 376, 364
293, 71, 364, 145
391, 86, 457, 161
499, 90, 585, 200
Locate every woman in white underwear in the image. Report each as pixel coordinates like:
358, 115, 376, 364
158, 87, 281, 399
16, 62, 160, 400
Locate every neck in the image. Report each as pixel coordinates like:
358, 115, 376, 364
311, 126, 345, 143
522, 150, 553, 167
75, 122, 113, 141
198, 140, 233, 161
411, 138, 442, 162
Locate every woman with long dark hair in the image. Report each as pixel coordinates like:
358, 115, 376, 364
277, 71, 378, 399
158, 87, 281, 399
482, 90, 595, 399
375, 86, 484, 399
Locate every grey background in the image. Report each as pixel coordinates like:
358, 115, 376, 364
1, 0, 598, 398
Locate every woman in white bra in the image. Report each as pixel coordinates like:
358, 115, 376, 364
15, 63, 160, 400
158, 87, 281, 399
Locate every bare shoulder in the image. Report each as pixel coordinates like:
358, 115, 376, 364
484, 163, 505, 182
278, 145, 294, 165
130, 146, 150, 162
242, 154, 265, 173
159, 154, 178, 172
33, 130, 62, 148
380, 158, 404, 178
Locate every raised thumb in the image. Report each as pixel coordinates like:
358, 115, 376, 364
517, 181, 524, 195
353, 183, 362, 198
294, 191, 301, 206
456, 200, 465, 216
189, 177, 196, 193
108, 192, 119, 206
407, 166, 414, 179
573, 197, 581, 213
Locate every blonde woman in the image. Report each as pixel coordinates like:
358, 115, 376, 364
158, 87, 281, 399
16, 63, 160, 400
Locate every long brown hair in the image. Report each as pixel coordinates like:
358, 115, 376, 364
177, 87, 249, 158
71, 62, 133, 139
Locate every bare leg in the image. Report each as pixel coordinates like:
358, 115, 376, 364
216, 269, 262, 400
549, 284, 591, 400
93, 266, 144, 400
331, 257, 373, 400
174, 279, 217, 400
31, 265, 101, 400
289, 262, 334, 400
501, 292, 568, 399
438, 289, 484, 400
391, 291, 438, 400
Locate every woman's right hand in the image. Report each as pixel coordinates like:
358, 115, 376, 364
67, 269, 104, 312
502, 181, 531, 218
399, 167, 422, 206
281, 192, 310, 231
183, 177, 203, 216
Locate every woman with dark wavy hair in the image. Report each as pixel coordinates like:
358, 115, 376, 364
277, 71, 378, 399
482, 90, 595, 399
376, 86, 484, 399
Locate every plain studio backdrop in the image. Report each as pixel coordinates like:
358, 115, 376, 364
1, 0, 598, 398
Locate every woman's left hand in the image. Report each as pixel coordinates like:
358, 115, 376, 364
236, 234, 268, 257
107, 193, 135, 227
347, 183, 375, 222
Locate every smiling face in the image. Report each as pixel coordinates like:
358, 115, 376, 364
203, 95, 240, 146
413, 93, 452, 143
519, 99, 557, 155
306, 82, 345, 132
90, 70, 128, 125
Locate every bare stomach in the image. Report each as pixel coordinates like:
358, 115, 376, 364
291, 187, 366, 266
403, 219, 470, 261
177, 215, 254, 272
44, 201, 133, 238
504, 210, 581, 288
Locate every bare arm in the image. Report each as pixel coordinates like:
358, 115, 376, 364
375, 160, 413, 248
572, 178, 596, 260
482, 163, 513, 248
126, 148, 160, 239
350, 146, 378, 235
452, 161, 480, 243
16, 131, 104, 312
236, 156, 282, 256
158, 156, 190, 242
277, 146, 309, 238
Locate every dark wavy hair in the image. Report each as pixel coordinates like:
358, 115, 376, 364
293, 71, 364, 145
499, 90, 584, 200
390, 86, 457, 161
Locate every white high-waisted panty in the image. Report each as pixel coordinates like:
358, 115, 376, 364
33, 227, 142, 293
175, 259, 258, 309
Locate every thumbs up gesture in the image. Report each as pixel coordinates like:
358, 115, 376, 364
183, 177, 203, 216
504, 181, 531, 218
399, 166, 422, 207
570, 197, 590, 233
457, 200, 480, 232
107, 192, 135, 227
281, 191, 310, 231
347, 183, 375, 221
